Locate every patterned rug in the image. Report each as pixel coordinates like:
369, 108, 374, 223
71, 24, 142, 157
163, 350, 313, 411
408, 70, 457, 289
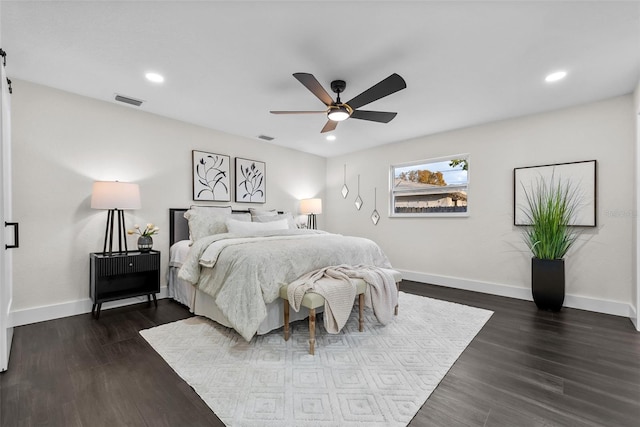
140, 292, 493, 426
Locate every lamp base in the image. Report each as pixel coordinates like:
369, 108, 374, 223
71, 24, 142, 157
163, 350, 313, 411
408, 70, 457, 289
307, 213, 317, 230
102, 209, 129, 256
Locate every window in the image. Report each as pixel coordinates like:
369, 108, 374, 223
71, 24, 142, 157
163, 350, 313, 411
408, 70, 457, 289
390, 154, 469, 217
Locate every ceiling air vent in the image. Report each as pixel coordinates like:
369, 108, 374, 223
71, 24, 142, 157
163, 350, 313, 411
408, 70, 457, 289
114, 94, 144, 107
258, 135, 274, 141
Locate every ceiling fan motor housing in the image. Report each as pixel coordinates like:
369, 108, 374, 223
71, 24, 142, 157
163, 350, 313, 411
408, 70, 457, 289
330, 80, 346, 94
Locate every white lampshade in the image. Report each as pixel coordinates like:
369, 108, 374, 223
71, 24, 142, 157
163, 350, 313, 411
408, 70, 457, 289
91, 181, 141, 210
300, 198, 322, 215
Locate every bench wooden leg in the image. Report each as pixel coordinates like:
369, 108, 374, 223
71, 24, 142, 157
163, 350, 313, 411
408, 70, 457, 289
395, 281, 400, 315
283, 301, 290, 341
359, 293, 364, 332
309, 308, 316, 355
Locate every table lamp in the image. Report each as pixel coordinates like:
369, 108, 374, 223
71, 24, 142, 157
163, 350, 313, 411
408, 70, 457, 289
300, 198, 322, 230
91, 181, 141, 255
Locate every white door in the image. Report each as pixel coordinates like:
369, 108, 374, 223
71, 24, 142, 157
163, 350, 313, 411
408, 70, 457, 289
0, 49, 14, 372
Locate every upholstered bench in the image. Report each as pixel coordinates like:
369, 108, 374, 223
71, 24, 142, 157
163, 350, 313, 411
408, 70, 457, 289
280, 269, 402, 355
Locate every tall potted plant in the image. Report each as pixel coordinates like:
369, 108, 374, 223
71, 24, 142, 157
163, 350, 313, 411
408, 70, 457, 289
520, 175, 581, 311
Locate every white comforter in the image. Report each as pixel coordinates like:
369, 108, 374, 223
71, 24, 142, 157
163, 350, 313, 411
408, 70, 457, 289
178, 229, 392, 340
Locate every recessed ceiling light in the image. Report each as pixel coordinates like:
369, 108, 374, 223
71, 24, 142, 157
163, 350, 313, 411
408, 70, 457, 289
326, 135, 336, 141
545, 71, 567, 83
145, 72, 164, 83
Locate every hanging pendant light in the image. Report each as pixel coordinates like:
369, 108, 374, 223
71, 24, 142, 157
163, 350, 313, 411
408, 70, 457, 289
354, 174, 363, 210
371, 187, 380, 225
341, 164, 349, 198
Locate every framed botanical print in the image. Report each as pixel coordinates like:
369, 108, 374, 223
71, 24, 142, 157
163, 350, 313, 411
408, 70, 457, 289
235, 157, 266, 203
192, 150, 231, 202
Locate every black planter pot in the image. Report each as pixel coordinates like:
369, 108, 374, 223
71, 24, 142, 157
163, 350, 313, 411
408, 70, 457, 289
531, 257, 565, 311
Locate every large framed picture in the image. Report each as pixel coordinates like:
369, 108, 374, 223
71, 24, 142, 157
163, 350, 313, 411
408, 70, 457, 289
514, 160, 597, 227
192, 150, 231, 202
235, 157, 266, 203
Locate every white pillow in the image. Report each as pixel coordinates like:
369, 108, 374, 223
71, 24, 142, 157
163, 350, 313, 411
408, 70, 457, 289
249, 208, 278, 219
184, 207, 245, 241
226, 217, 289, 234
230, 212, 251, 222
252, 212, 296, 229
184, 209, 229, 241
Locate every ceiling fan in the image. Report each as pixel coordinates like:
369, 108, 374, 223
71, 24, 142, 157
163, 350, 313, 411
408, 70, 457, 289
270, 72, 407, 133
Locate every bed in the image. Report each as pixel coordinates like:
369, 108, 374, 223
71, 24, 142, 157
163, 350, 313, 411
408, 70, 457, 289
167, 207, 397, 341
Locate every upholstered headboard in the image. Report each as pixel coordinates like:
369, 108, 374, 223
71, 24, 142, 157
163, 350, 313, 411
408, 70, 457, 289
169, 208, 190, 247
168, 208, 285, 247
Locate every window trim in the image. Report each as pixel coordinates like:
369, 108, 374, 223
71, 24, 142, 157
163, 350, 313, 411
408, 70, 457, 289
389, 154, 470, 218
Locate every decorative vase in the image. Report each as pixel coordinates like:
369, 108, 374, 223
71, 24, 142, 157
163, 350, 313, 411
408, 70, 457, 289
137, 235, 153, 252
531, 257, 565, 311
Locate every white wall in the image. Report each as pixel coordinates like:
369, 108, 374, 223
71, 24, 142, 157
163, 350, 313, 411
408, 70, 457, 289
9, 80, 637, 324
10, 80, 325, 320
326, 95, 636, 317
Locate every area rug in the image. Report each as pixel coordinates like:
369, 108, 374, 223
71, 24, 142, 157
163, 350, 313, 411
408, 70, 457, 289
140, 292, 493, 427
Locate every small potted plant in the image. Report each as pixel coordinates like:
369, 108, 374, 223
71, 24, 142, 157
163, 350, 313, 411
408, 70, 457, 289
520, 174, 581, 311
128, 223, 159, 252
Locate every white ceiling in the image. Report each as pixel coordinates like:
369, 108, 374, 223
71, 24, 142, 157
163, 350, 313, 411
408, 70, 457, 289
2, 1, 639, 158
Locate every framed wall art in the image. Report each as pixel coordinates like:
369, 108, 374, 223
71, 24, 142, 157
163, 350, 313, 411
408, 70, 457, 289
192, 150, 231, 202
235, 157, 266, 203
513, 160, 597, 227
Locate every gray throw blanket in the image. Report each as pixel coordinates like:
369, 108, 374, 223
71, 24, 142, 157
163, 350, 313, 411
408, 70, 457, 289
287, 265, 399, 333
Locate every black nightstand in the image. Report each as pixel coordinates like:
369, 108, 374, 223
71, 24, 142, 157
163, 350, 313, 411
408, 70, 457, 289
90, 250, 160, 319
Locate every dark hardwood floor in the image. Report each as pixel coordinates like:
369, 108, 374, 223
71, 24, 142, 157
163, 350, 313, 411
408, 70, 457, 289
1, 281, 639, 426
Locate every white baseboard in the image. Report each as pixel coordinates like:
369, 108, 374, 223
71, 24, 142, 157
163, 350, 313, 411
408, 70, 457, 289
9, 287, 169, 328
399, 269, 634, 319
8, 278, 637, 329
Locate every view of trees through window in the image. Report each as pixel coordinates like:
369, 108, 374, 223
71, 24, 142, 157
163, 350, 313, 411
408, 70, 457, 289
390, 155, 469, 216
396, 169, 447, 186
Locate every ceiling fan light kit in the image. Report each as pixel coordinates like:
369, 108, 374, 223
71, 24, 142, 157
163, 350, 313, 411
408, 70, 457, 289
270, 72, 406, 133
327, 105, 351, 122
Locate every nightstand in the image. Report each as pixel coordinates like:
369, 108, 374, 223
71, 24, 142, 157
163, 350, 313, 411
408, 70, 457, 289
90, 250, 160, 319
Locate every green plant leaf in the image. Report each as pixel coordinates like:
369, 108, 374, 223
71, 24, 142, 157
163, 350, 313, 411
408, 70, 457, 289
519, 172, 582, 260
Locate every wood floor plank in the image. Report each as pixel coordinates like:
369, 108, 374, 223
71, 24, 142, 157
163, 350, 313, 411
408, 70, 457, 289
1, 285, 639, 426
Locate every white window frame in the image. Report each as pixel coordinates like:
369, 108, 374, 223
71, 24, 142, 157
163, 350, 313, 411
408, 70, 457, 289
389, 154, 470, 218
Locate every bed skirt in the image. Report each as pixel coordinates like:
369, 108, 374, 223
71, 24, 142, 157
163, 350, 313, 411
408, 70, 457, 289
168, 266, 316, 335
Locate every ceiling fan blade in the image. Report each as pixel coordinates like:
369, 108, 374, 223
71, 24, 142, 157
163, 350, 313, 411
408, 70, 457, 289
350, 110, 398, 123
270, 110, 326, 114
345, 73, 406, 110
293, 73, 334, 106
321, 120, 338, 133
